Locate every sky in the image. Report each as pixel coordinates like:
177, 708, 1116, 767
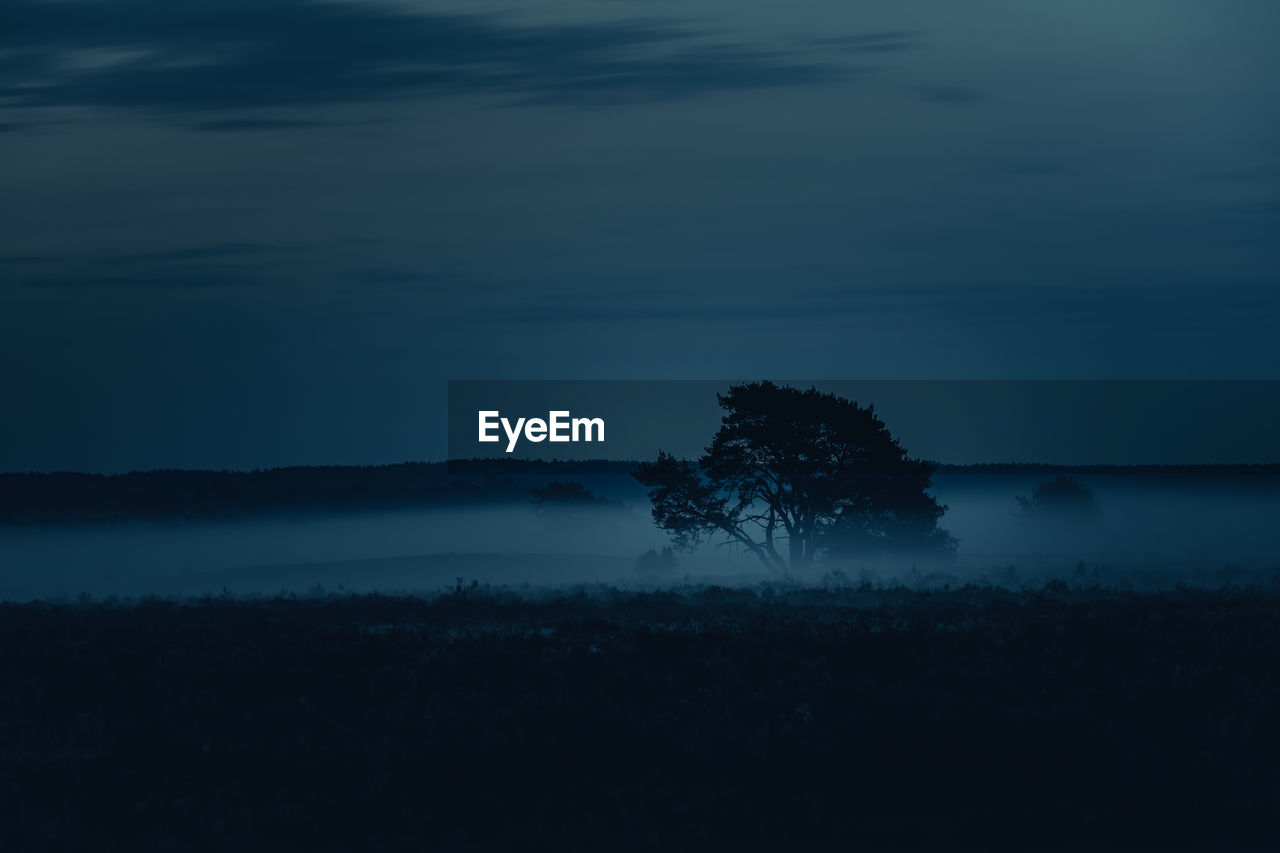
2, 0, 1278, 472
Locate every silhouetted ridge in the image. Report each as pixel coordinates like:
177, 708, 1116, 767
2, 459, 1277, 524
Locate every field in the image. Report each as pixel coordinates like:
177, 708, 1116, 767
3, 581, 1280, 850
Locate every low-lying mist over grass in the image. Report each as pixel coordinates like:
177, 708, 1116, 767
2, 471, 1277, 600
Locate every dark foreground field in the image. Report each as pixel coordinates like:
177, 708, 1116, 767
3, 583, 1280, 851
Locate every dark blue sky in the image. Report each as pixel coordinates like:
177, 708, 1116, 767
2, 1, 1278, 471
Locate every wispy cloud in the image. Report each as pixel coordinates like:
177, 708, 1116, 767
476, 280, 1280, 326
104, 242, 276, 264
916, 85, 986, 104
24, 271, 259, 289
810, 31, 923, 54
192, 119, 347, 133
1, 241, 294, 289
0, 0, 850, 129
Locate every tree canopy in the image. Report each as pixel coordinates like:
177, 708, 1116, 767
1017, 476, 1103, 522
634, 382, 955, 570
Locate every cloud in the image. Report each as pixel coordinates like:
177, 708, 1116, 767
810, 31, 923, 54
192, 119, 342, 133
916, 85, 985, 104
993, 161, 1077, 178
24, 271, 259, 289
1, 241, 292, 288
475, 280, 1280, 326
105, 242, 278, 263
0, 0, 848, 129
1188, 166, 1277, 183
345, 267, 449, 288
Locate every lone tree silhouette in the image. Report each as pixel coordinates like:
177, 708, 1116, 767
634, 382, 955, 570
1017, 476, 1102, 522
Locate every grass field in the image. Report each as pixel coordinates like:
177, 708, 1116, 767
3, 581, 1279, 850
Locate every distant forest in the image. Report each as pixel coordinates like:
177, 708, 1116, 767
2, 460, 1279, 525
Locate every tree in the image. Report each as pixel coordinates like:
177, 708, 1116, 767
633, 382, 955, 570
529, 481, 623, 513
635, 547, 679, 575
1017, 476, 1102, 522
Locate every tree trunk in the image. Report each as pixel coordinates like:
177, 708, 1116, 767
789, 536, 808, 568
